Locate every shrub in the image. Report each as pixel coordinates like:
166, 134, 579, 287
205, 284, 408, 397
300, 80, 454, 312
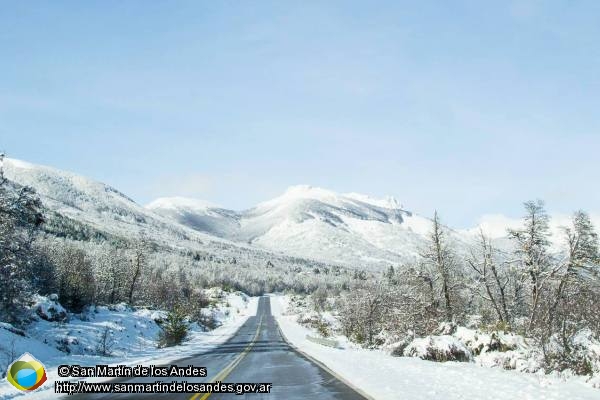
158, 307, 189, 347
403, 336, 472, 362
96, 326, 115, 356
316, 320, 330, 338
197, 311, 220, 331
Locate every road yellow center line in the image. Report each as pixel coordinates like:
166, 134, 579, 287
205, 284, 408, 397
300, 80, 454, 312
190, 315, 263, 400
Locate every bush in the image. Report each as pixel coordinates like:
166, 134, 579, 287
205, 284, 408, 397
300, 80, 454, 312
316, 320, 330, 338
389, 339, 411, 357
52, 246, 96, 313
182, 288, 210, 325
403, 336, 472, 362
543, 329, 600, 376
96, 326, 115, 356
197, 311, 220, 331
158, 307, 189, 347
32, 294, 68, 322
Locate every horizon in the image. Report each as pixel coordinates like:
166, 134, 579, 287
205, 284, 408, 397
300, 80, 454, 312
2, 1, 599, 227
3, 155, 599, 235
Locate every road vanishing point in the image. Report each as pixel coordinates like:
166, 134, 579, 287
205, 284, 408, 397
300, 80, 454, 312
73, 296, 368, 399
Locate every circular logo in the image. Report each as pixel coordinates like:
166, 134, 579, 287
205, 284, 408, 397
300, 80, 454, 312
6, 353, 47, 391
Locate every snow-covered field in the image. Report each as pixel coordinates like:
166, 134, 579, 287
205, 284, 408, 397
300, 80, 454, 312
271, 295, 600, 400
0, 292, 258, 399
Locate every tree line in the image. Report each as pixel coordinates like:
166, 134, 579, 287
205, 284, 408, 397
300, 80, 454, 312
333, 201, 599, 374
0, 161, 354, 327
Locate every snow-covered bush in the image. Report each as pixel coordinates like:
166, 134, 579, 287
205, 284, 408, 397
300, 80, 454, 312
56, 336, 79, 354
197, 310, 220, 331
543, 329, 600, 377
297, 311, 321, 326
386, 335, 413, 357
453, 326, 521, 356
434, 322, 458, 336
297, 311, 332, 337
403, 335, 472, 362
477, 348, 542, 372
31, 294, 67, 322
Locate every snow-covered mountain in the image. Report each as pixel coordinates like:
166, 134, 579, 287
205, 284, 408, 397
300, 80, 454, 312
1, 158, 337, 271
150, 185, 600, 268
3, 158, 209, 246
146, 197, 240, 239
149, 185, 445, 267
5, 157, 438, 269
10, 157, 590, 270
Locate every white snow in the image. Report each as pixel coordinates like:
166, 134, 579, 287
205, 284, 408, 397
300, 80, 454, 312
345, 192, 401, 210
2, 157, 325, 276
403, 335, 472, 361
0, 293, 258, 399
5, 157, 599, 272
150, 184, 438, 269
146, 197, 217, 211
273, 295, 600, 400
31, 294, 67, 322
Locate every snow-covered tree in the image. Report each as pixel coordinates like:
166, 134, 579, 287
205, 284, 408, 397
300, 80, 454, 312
421, 211, 459, 321
0, 157, 44, 322
468, 230, 511, 325
508, 200, 553, 332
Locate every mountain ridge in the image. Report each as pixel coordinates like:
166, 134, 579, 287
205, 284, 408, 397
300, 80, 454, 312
5, 157, 595, 270
147, 184, 441, 267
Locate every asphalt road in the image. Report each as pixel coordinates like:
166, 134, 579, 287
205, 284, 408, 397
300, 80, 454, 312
71, 296, 367, 399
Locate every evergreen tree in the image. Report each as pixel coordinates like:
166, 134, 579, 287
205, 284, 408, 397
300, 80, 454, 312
0, 156, 44, 322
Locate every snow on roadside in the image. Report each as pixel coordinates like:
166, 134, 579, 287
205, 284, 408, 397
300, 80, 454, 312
273, 295, 600, 400
0, 293, 258, 399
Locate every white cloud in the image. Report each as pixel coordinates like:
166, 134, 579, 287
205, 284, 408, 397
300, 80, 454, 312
471, 214, 522, 238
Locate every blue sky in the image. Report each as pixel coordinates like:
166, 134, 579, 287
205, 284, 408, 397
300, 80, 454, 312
1, 1, 599, 227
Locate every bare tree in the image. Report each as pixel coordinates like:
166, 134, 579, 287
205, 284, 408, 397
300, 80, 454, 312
421, 211, 457, 321
468, 230, 511, 324
546, 211, 599, 339
508, 200, 553, 332
337, 281, 391, 346
127, 234, 148, 305
52, 245, 96, 312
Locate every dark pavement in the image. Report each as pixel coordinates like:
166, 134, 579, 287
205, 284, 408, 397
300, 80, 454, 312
71, 296, 367, 399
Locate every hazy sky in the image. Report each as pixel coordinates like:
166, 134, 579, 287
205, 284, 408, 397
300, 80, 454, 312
1, 1, 599, 227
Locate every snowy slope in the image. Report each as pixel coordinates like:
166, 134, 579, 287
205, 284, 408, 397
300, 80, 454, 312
1, 158, 336, 271
240, 186, 433, 266
8, 157, 589, 271
0, 293, 258, 400
149, 186, 460, 268
271, 295, 600, 400
147, 197, 240, 239
3, 158, 211, 246
151, 186, 600, 269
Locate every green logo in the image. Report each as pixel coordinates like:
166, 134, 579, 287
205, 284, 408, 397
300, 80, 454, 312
6, 353, 47, 391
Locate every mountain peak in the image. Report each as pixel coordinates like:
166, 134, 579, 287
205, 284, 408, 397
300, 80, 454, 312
267, 185, 402, 210
281, 185, 338, 201
345, 193, 401, 210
